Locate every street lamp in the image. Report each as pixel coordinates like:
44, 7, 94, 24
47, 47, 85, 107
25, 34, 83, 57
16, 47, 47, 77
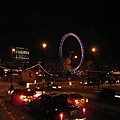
73, 55, 78, 69
42, 43, 47, 67
11, 48, 15, 67
74, 55, 78, 59
92, 47, 96, 52
42, 43, 47, 49
91, 47, 100, 70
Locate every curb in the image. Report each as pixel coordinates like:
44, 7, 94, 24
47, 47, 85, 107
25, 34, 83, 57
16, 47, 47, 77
0, 99, 20, 120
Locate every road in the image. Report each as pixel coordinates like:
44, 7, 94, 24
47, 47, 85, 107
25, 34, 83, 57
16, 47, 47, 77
0, 81, 120, 120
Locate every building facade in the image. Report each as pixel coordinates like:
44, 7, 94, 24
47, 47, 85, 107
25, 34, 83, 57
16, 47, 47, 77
13, 47, 29, 67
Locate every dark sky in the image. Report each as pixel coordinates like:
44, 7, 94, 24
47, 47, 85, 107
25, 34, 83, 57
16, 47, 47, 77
0, 1, 120, 65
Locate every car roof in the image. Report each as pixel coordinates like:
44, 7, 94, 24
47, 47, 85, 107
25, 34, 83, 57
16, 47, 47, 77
13, 88, 35, 95
60, 92, 84, 98
43, 94, 68, 104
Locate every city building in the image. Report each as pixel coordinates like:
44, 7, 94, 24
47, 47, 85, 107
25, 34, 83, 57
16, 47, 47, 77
13, 47, 29, 67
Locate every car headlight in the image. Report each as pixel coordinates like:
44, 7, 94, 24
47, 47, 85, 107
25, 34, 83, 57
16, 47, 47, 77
85, 82, 87, 84
52, 86, 57, 88
115, 95, 120, 98
58, 86, 61, 88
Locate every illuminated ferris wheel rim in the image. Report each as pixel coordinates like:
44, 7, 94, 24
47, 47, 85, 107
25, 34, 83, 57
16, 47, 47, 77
59, 33, 84, 71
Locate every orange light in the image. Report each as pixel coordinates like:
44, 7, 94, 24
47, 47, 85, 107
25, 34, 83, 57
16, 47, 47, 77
75, 99, 79, 104
42, 43, 47, 48
12, 48, 15, 52
92, 47, 96, 52
86, 98, 89, 103
20, 95, 26, 99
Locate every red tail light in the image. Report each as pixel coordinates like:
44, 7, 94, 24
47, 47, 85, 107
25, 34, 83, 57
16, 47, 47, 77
33, 94, 37, 98
59, 112, 64, 120
42, 91, 45, 94
27, 88, 31, 91
82, 107, 86, 115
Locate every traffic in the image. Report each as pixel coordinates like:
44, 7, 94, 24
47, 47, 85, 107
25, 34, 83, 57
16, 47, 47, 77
0, 80, 120, 120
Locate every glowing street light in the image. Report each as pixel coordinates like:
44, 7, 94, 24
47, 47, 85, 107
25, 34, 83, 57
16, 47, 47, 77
12, 48, 15, 60
92, 47, 96, 52
74, 55, 78, 59
42, 43, 47, 49
41, 43, 47, 67
11, 48, 15, 68
91, 46, 100, 70
12, 48, 15, 52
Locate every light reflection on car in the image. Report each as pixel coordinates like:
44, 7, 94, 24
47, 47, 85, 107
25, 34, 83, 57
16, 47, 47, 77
44, 82, 62, 90
60, 92, 88, 107
80, 78, 93, 86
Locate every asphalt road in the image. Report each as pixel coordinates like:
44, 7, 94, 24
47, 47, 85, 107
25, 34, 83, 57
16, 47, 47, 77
0, 81, 120, 120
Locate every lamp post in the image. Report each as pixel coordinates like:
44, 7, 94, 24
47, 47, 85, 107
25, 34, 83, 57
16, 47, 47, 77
11, 48, 15, 68
42, 43, 47, 67
91, 47, 101, 87
91, 47, 99, 70
73, 55, 78, 69
42, 43, 47, 49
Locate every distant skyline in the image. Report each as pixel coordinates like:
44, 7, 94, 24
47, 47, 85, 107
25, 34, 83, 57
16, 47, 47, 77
0, 1, 120, 66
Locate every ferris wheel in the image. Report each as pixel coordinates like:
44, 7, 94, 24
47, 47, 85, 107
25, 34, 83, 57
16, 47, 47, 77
59, 33, 84, 71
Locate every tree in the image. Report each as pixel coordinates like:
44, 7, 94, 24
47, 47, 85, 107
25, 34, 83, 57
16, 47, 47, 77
63, 58, 71, 71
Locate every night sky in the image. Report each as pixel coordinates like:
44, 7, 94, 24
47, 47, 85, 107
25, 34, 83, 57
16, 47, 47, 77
0, 1, 120, 66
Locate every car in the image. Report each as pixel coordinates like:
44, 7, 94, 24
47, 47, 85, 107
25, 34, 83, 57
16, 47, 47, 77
29, 84, 46, 96
11, 88, 38, 106
60, 92, 88, 107
80, 78, 93, 86
105, 79, 119, 84
32, 87, 45, 97
44, 82, 62, 90
115, 91, 120, 99
29, 93, 86, 120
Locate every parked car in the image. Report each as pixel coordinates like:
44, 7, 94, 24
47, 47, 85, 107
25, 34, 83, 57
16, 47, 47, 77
44, 82, 62, 90
60, 92, 88, 107
105, 79, 119, 84
29, 94, 86, 120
